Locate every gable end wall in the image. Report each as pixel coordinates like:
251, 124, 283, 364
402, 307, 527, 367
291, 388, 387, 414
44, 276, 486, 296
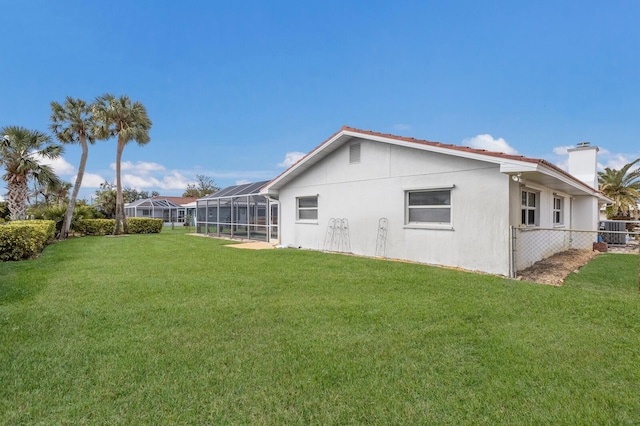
278, 138, 513, 276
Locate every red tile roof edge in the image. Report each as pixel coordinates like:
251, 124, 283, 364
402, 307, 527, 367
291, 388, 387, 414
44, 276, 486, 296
262, 126, 603, 196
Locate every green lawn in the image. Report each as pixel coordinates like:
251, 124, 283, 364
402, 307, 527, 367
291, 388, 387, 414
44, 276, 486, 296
1, 229, 639, 424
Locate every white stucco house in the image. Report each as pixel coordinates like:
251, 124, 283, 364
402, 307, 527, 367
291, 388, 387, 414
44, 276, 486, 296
260, 126, 610, 277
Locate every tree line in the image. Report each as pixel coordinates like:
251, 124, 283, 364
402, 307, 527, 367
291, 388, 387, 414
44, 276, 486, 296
1, 95, 151, 238
1, 95, 220, 238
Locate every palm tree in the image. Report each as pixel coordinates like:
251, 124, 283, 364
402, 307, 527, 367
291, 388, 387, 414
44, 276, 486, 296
49, 180, 72, 208
598, 158, 640, 218
93, 94, 152, 234
0, 126, 64, 220
50, 97, 100, 239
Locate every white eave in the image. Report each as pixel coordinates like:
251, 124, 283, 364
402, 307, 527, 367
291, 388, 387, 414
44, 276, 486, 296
261, 128, 611, 203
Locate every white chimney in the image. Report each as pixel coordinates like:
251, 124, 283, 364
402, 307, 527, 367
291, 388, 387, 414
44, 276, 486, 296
567, 142, 599, 189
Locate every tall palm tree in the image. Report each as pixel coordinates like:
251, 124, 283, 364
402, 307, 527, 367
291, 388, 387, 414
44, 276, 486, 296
598, 158, 640, 218
50, 97, 100, 239
0, 126, 63, 220
93, 94, 152, 234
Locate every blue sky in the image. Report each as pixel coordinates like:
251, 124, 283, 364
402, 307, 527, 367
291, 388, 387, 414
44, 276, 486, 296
1, 0, 638, 201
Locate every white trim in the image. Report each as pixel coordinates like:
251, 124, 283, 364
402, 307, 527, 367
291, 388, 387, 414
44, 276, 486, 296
521, 189, 539, 227
403, 184, 455, 191
405, 188, 453, 227
296, 195, 318, 223
521, 182, 546, 192
404, 225, 454, 231
260, 128, 611, 202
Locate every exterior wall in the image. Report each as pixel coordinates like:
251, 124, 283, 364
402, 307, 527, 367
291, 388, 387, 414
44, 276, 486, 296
572, 196, 599, 231
277, 138, 513, 276
510, 182, 599, 272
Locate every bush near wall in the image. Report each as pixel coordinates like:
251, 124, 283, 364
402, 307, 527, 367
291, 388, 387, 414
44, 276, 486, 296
127, 218, 163, 234
0, 220, 56, 261
73, 218, 163, 235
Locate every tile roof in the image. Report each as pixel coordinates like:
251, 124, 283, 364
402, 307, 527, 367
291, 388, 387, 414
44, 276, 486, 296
339, 125, 558, 170
264, 125, 601, 196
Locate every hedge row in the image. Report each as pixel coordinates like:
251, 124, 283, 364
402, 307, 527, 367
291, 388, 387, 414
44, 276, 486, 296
126, 218, 164, 234
73, 219, 114, 236
0, 218, 163, 261
0, 220, 56, 261
73, 218, 163, 235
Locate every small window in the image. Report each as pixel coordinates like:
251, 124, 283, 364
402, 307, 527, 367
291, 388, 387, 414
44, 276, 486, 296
406, 189, 451, 225
297, 196, 318, 221
553, 197, 563, 225
349, 143, 361, 164
521, 190, 538, 226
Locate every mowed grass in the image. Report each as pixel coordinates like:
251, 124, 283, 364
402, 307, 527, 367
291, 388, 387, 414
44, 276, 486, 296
1, 229, 639, 424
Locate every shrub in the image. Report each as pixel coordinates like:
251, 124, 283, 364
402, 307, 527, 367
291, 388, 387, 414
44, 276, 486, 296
128, 218, 163, 234
0, 201, 9, 222
29, 205, 66, 236
0, 220, 56, 261
73, 219, 115, 236
73, 218, 163, 235
29, 204, 105, 237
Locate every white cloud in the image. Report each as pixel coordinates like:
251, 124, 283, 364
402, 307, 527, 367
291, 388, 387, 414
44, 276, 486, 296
603, 154, 636, 170
235, 179, 252, 185
158, 171, 191, 190
122, 174, 158, 188
278, 152, 306, 168
462, 134, 518, 155
553, 145, 574, 155
32, 153, 76, 176
77, 173, 107, 188
112, 161, 166, 174
122, 170, 190, 190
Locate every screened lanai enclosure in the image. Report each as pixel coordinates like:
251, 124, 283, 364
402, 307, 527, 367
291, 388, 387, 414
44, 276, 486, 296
196, 181, 278, 242
125, 198, 187, 224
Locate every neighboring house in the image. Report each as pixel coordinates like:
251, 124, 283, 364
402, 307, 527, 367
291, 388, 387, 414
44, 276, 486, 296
125, 196, 198, 225
260, 126, 610, 277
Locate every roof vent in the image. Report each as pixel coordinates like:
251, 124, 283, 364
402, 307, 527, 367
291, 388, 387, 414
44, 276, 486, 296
349, 143, 361, 164
576, 142, 591, 148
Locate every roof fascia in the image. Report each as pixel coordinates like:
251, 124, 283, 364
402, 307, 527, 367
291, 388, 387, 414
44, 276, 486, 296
260, 127, 611, 203
261, 131, 352, 196
535, 163, 612, 202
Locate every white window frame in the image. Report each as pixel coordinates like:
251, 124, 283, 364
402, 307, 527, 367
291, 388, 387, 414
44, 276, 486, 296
296, 196, 318, 223
404, 188, 453, 229
521, 189, 539, 227
553, 196, 563, 226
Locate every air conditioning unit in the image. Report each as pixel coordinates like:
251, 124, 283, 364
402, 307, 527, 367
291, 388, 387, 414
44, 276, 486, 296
599, 221, 626, 245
